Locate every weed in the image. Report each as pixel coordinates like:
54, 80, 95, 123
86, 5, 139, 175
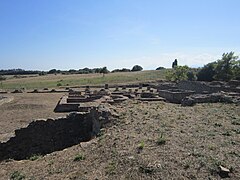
106, 161, 117, 175
192, 149, 204, 158
214, 123, 222, 127
28, 154, 42, 161
229, 151, 240, 157
207, 132, 215, 137
139, 165, 154, 174
222, 131, 231, 136
156, 133, 166, 145
73, 153, 85, 161
10, 171, 25, 180
233, 128, 240, 134
232, 120, 240, 125
208, 158, 221, 175
208, 145, 216, 150
137, 141, 145, 150
96, 129, 105, 137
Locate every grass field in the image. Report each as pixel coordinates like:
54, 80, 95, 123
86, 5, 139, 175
0, 70, 166, 90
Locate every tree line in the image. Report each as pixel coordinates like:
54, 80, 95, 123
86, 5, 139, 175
166, 52, 240, 82
0, 65, 144, 77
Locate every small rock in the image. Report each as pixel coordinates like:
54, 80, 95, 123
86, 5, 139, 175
219, 165, 230, 178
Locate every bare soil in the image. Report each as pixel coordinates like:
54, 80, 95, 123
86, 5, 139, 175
0, 93, 239, 179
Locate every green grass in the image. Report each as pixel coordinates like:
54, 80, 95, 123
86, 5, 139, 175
0, 70, 166, 90
137, 141, 145, 150
10, 171, 26, 180
73, 153, 85, 161
156, 133, 166, 145
28, 154, 42, 161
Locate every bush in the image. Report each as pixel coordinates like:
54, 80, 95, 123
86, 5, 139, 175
197, 62, 216, 81
187, 71, 196, 81
57, 82, 62, 86
73, 154, 85, 161
10, 171, 25, 180
156, 133, 166, 145
131, 65, 143, 72
111, 68, 131, 73
156, 67, 165, 70
0, 75, 6, 81
165, 66, 189, 81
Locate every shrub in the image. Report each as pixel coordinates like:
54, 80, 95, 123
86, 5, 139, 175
197, 62, 216, 81
165, 66, 189, 81
29, 154, 42, 161
73, 153, 85, 161
10, 171, 25, 180
156, 66, 165, 70
57, 82, 62, 86
156, 133, 166, 145
137, 141, 145, 150
187, 71, 196, 81
0, 75, 6, 81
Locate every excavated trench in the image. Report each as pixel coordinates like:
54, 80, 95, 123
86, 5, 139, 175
0, 109, 109, 161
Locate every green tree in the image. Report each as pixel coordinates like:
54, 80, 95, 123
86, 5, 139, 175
100, 67, 109, 74
196, 62, 217, 81
214, 52, 238, 81
48, 69, 57, 74
172, 59, 178, 68
131, 65, 143, 72
187, 71, 196, 81
156, 66, 165, 70
166, 65, 189, 81
232, 59, 240, 80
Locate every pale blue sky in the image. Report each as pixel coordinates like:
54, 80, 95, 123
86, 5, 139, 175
0, 0, 239, 70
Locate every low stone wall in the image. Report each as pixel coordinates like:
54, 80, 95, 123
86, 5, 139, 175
158, 89, 195, 103
177, 81, 221, 94
0, 109, 108, 161
181, 93, 240, 106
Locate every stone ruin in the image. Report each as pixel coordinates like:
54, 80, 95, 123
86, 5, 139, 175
54, 80, 239, 112
54, 84, 165, 112
155, 80, 240, 106
1, 81, 239, 161
0, 108, 112, 161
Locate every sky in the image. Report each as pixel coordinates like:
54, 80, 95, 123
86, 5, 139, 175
0, 0, 239, 71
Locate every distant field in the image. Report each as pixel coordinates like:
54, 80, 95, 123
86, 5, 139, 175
0, 70, 166, 90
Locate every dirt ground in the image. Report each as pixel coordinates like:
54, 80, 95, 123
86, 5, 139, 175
0, 93, 67, 142
0, 93, 239, 179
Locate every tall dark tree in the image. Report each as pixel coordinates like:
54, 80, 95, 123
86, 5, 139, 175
172, 59, 178, 68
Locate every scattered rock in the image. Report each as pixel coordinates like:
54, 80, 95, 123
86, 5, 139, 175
218, 165, 230, 178
11, 89, 23, 93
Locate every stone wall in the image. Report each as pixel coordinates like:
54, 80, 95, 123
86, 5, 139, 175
177, 81, 222, 94
0, 109, 107, 161
158, 89, 194, 103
